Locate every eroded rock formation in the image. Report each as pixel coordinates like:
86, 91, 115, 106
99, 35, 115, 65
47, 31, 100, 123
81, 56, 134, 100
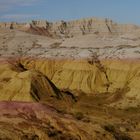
1, 17, 140, 38
0, 17, 140, 140
19, 58, 140, 109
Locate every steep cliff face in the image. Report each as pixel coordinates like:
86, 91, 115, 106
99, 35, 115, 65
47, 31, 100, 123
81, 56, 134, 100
0, 61, 76, 111
29, 18, 140, 38
30, 18, 140, 37
21, 59, 108, 94
1, 18, 140, 38
20, 58, 140, 108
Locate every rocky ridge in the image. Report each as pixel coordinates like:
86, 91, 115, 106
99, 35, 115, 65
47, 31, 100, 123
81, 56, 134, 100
1, 17, 140, 38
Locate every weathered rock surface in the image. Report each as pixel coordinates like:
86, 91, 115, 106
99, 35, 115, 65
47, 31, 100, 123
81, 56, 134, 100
0, 60, 138, 140
0, 61, 77, 112
0, 101, 111, 140
20, 58, 140, 109
1, 17, 140, 38
1, 17, 140, 140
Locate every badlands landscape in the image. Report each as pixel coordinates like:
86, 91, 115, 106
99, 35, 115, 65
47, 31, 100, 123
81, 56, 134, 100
0, 18, 140, 140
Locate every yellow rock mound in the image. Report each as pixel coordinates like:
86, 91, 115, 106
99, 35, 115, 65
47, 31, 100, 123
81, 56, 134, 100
21, 58, 140, 108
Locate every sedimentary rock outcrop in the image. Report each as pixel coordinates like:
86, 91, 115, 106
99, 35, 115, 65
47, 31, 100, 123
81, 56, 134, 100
20, 58, 140, 109
29, 18, 140, 37
0, 61, 76, 111
1, 17, 140, 140
0, 22, 26, 30
1, 17, 140, 38
0, 101, 103, 140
